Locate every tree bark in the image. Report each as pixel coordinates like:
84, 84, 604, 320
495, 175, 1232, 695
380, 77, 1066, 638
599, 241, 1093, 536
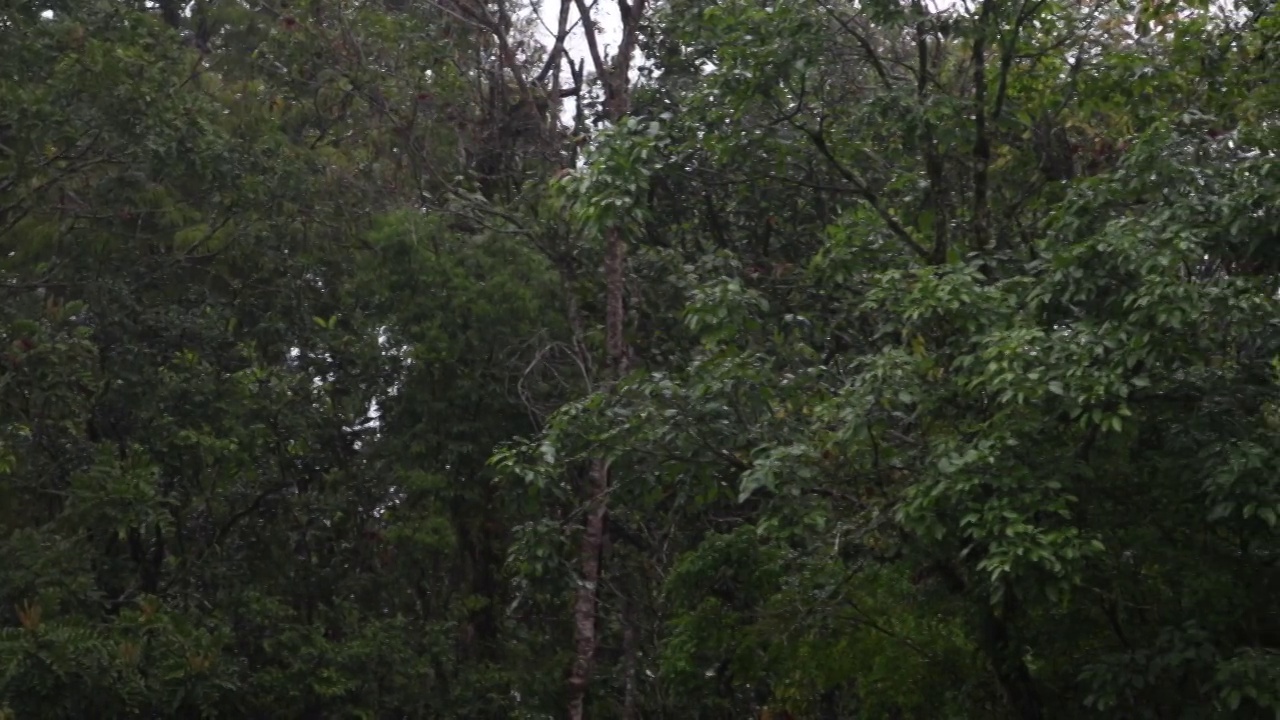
621, 591, 639, 720
158, 0, 182, 29
568, 459, 609, 720
567, 207, 629, 720
565, 0, 645, 715
979, 595, 1043, 720
972, 0, 993, 252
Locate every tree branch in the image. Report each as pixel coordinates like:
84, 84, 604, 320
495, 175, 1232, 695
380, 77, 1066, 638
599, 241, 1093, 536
793, 118, 932, 261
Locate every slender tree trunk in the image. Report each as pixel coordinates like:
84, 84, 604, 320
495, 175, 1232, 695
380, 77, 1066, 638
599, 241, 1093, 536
565, 0, 645, 714
621, 592, 639, 720
567, 201, 630, 720
971, 0, 993, 251
158, 0, 182, 29
568, 459, 609, 720
979, 592, 1043, 720
603, 227, 628, 374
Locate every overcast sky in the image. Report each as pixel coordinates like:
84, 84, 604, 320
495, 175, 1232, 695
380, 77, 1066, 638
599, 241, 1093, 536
524, 0, 623, 123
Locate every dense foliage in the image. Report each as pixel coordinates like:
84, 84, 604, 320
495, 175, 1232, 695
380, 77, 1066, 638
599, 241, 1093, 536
2, 0, 1278, 718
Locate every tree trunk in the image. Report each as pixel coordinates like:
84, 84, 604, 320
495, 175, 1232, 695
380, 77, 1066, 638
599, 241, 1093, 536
568, 458, 610, 720
158, 0, 182, 29
979, 599, 1043, 720
621, 592, 639, 720
565, 0, 645, 714
567, 223, 629, 720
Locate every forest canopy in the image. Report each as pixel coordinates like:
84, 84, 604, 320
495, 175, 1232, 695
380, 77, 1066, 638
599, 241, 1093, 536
1, 0, 1278, 717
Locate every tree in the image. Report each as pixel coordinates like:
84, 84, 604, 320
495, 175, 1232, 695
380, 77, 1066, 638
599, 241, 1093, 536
503, 0, 1280, 717
4, 0, 1280, 717
0, 2, 568, 716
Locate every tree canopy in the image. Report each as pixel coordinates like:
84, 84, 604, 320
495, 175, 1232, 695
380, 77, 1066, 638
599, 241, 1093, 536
2, 0, 1278, 718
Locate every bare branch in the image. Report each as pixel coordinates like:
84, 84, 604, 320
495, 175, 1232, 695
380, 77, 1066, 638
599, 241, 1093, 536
572, 0, 609, 80
536, 0, 577, 86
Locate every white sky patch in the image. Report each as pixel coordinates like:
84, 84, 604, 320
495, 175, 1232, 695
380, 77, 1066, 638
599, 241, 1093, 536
521, 0, 972, 126
526, 0, 623, 125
